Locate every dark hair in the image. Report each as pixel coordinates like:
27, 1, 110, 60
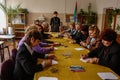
80, 24, 89, 32
25, 29, 42, 45
38, 25, 44, 35
100, 29, 117, 41
53, 11, 58, 14
34, 20, 40, 25
34, 19, 40, 23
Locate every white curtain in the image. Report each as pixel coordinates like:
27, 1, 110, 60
0, 0, 7, 34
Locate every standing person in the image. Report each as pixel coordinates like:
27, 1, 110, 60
14, 30, 55, 80
81, 29, 120, 75
50, 11, 60, 32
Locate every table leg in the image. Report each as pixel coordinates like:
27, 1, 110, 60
0, 43, 4, 62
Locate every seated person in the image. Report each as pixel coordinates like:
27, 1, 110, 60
35, 24, 60, 45
60, 22, 76, 38
18, 25, 54, 54
34, 19, 42, 27
70, 23, 81, 39
81, 29, 120, 75
42, 21, 49, 32
34, 20, 52, 39
14, 30, 55, 80
70, 24, 88, 44
58, 22, 64, 35
80, 24, 100, 51
57, 22, 67, 38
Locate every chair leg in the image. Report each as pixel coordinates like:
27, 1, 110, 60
0, 50, 4, 62
0, 44, 4, 62
0, 45, 11, 62
2, 47, 4, 62
7, 46, 10, 58
0, 52, 2, 62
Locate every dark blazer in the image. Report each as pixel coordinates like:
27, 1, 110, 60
88, 41, 120, 75
14, 44, 45, 80
67, 29, 76, 36
73, 31, 88, 44
50, 17, 60, 32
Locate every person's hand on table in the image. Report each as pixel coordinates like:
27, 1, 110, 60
69, 39, 76, 44
48, 34, 53, 38
88, 57, 99, 64
64, 33, 70, 38
44, 59, 52, 67
47, 54, 55, 59
53, 42, 61, 46
80, 41, 87, 47
81, 54, 88, 59
50, 46, 54, 51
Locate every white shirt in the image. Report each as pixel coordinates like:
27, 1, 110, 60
24, 42, 33, 55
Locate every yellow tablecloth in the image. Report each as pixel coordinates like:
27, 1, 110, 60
34, 32, 120, 80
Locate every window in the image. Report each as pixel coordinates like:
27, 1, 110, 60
0, 0, 7, 34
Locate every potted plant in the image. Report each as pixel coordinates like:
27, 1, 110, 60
78, 3, 97, 26
0, 3, 21, 34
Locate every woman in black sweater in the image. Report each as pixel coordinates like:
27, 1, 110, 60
81, 29, 120, 75
14, 30, 55, 80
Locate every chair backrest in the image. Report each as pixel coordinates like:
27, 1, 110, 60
11, 48, 18, 62
0, 63, 1, 79
1, 59, 14, 80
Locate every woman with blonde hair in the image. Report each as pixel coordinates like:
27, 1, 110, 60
18, 25, 38, 49
80, 24, 100, 51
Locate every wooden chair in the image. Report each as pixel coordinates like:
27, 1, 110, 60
0, 41, 10, 62
11, 48, 17, 62
1, 59, 15, 80
0, 41, 4, 62
0, 62, 1, 79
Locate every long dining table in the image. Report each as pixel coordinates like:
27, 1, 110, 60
34, 32, 120, 80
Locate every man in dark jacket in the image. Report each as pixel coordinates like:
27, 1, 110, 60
50, 11, 60, 32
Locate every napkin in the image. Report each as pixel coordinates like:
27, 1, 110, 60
75, 48, 85, 51
38, 77, 58, 80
